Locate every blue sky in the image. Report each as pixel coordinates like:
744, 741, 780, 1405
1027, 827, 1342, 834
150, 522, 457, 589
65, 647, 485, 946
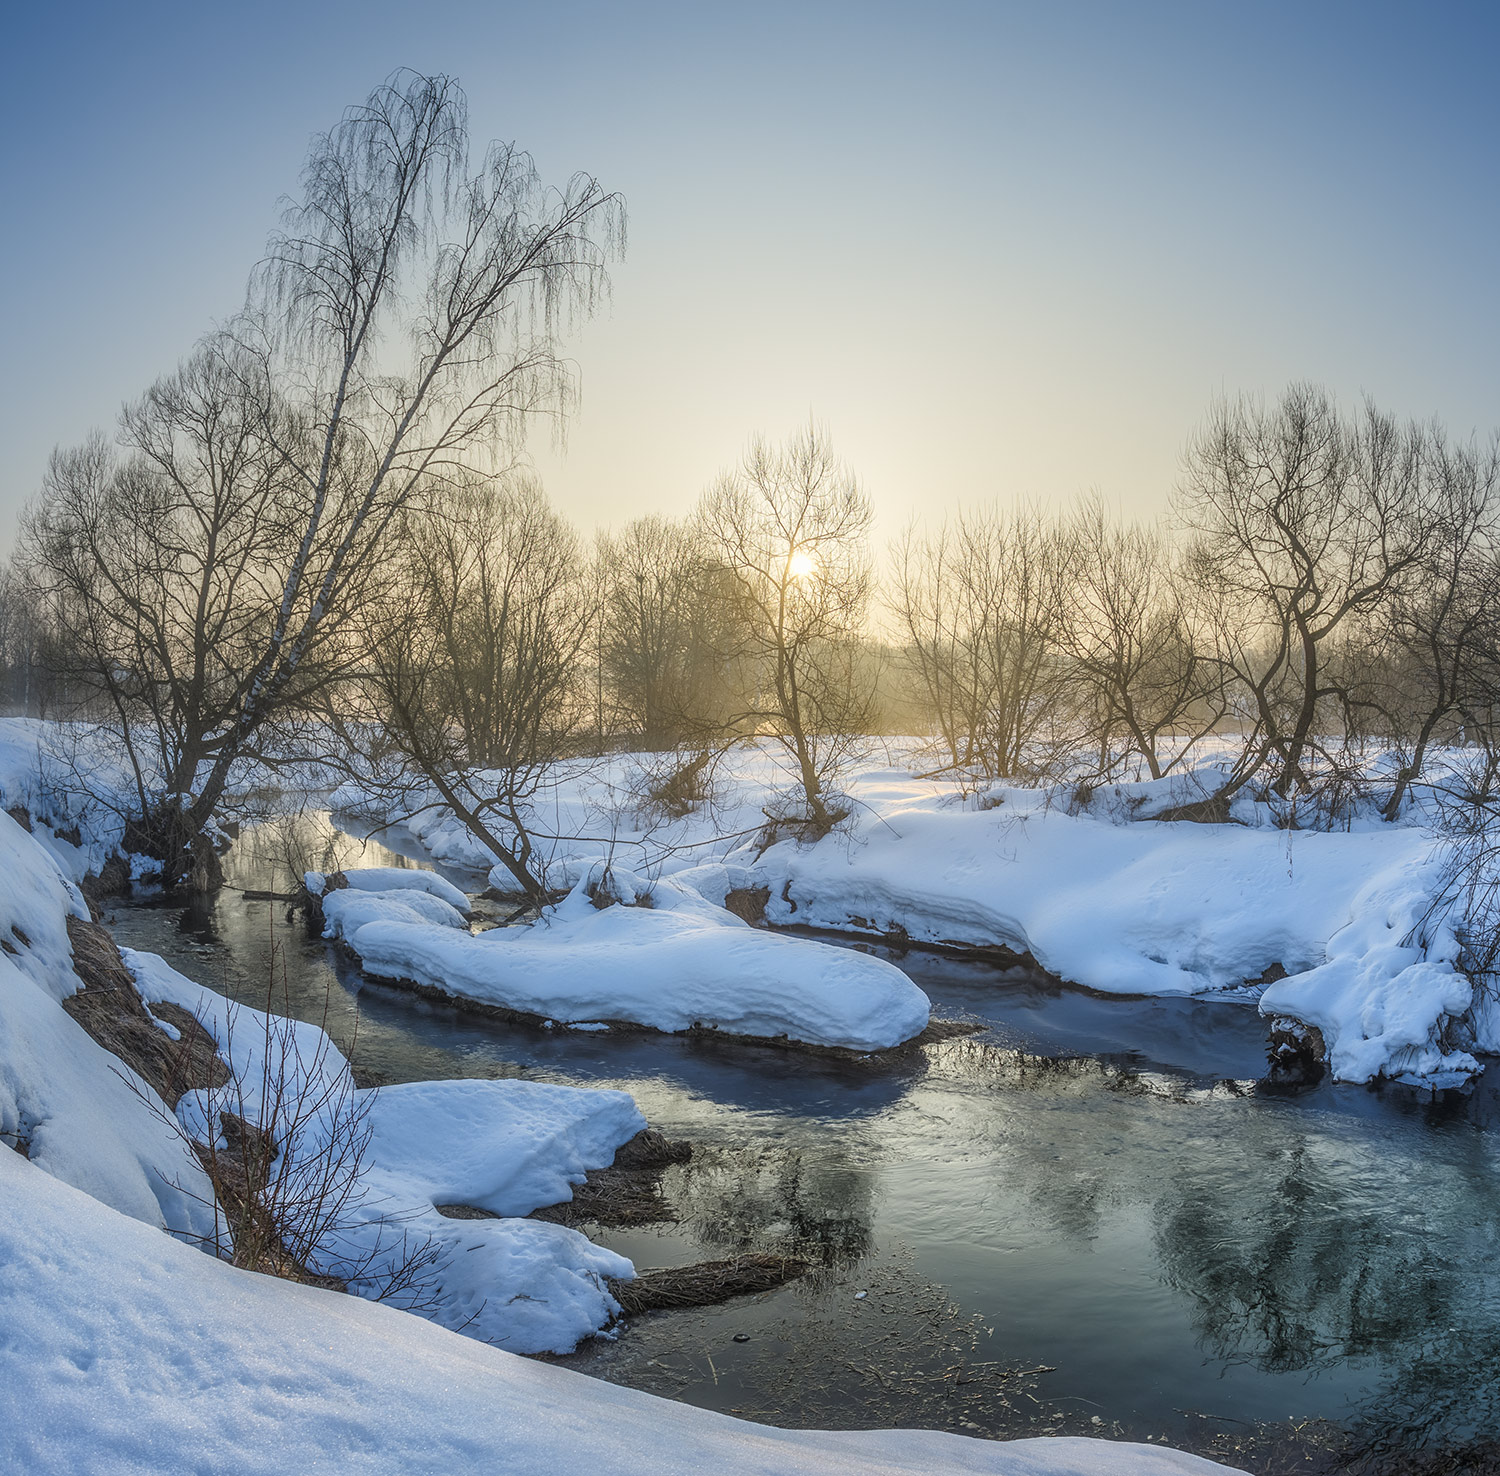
4, 1, 1499, 537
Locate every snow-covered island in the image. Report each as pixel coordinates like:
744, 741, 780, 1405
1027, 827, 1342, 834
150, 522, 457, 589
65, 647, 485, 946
311, 859, 934, 1053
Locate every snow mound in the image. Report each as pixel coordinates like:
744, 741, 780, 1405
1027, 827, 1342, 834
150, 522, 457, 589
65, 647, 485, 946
0, 1147, 1232, 1474
0, 815, 215, 1239
0, 809, 89, 1003
752, 801, 1433, 997
362, 1076, 646, 1217
132, 951, 641, 1354
342, 865, 931, 1051
320, 886, 469, 942
0, 957, 217, 1240
306, 865, 471, 913
1260, 854, 1476, 1082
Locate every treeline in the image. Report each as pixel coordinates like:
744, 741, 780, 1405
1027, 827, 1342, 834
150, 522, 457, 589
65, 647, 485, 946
8, 72, 1500, 897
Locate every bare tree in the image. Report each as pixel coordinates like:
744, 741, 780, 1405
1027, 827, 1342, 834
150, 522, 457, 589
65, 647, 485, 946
890, 504, 1068, 780
1176, 385, 1433, 801
1055, 498, 1225, 780
20, 346, 313, 869
0, 558, 61, 716
596, 515, 749, 750
139, 984, 446, 1306
699, 425, 873, 835
348, 476, 590, 905
1375, 429, 1500, 817
18, 71, 622, 885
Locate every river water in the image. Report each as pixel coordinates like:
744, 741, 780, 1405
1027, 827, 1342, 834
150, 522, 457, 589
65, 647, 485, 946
106, 812, 1500, 1471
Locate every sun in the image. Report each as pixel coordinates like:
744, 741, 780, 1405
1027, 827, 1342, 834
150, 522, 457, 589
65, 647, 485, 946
787, 549, 819, 580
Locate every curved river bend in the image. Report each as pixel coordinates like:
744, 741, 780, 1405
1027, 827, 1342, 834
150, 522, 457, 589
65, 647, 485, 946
106, 813, 1500, 1472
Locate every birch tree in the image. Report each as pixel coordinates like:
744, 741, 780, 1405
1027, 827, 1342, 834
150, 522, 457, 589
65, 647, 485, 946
19, 71, 622, 884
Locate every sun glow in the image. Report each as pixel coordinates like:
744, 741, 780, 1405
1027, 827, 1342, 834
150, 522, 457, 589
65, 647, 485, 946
787, 549, 818, 580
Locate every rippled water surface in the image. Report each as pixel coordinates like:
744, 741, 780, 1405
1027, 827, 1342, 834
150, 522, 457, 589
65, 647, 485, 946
107, 813, 1500, 1468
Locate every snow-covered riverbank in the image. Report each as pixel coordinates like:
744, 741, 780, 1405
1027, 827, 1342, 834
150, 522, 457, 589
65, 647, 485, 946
0, 1146, 1228, 1475
0, 717, 1481, 1084
328, 744, 1485, 1085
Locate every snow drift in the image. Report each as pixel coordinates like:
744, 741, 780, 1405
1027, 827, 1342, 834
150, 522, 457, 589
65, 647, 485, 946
132, 949, 644, 1354
334, 863, 932, 1051
0, 810, 216, 1240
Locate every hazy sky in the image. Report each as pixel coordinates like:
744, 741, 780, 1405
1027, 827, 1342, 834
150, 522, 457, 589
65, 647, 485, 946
5, 1, 1499, 542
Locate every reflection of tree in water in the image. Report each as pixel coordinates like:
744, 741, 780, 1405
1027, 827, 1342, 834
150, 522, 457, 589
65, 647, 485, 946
909, 1036, 1500, 1462
1347, 1324, 1500, 1466
223, 807, 410, 895
669, 1139, 878, 1265
1151, 1119, 1500, 1456
1156, 1137, 1454, 1372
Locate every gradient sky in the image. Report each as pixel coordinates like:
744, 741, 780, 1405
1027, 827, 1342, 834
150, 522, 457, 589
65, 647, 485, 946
5, 1, 1499, 544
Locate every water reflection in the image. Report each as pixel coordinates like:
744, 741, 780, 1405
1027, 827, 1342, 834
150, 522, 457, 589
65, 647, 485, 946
103, 813, 1500, 1468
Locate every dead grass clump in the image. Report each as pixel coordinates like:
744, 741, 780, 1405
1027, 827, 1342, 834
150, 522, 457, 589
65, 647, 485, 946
610, 1253, 808, 1315
638, 749, 718, 822
531, 1128, 693, 1228
1149, 794, 1232, 825
613, 1127, 693, 1171
192, 1110, 348, 1291
79, 854, 132, 913
723, 885, 770, 925
61, 915, 228, 1107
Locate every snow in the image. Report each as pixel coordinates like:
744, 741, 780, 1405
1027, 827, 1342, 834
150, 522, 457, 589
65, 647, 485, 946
0, 709, 1483, 1084
1259, 852, 1477, 1082
0, 812, 217, 1241
320, 884, 470, 940
736, 785, 1477, 1083
0, 1149, 1231, 1475
0, 808, 90, 1003
339, 864, 932, 1051
328, 744, 1487, 1083
0, 957, 218, 1241
0, 718, 140, 880
306, 864, 471, 913
361, 1076, 646, 1217
131, 949, 643, 1354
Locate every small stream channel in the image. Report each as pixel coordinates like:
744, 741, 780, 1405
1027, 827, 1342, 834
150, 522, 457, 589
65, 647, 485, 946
106, 811, 1500, 1471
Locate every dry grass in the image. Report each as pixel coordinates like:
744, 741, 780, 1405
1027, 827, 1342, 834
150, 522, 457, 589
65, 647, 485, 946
61, 915, 228, 1108
534, 1129, 687, 1227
